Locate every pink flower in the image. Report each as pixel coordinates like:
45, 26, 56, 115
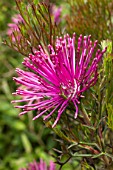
20, 159, 56, 170
12, 33, 106, 127
7, 14, 24, 42
51, 5, 62, 25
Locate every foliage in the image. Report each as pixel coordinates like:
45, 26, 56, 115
5, 0, 62, 56
65, 0, 113, 44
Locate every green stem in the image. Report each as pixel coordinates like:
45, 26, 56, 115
81, 103, 91, 126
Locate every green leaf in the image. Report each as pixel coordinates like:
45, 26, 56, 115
79, 141, 100, 151
11, 120, 26, 131
73, 153, 93, 157
106, 103, 113, 130
92, 152, 104, 158
82, 124, 95, 131
21, 133, 32, 154
2, 80, 13, 100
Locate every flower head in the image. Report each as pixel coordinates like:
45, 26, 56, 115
12, 33, 106, 127
20, 159, 56, 170
7, 14, 24, 41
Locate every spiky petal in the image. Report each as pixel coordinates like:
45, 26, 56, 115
20, 159, 56, 170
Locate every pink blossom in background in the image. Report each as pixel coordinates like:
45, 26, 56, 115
7, 14, 24, 41
51, 5, 62, 25
20, 159, 56, 170
12, 33, 106, 127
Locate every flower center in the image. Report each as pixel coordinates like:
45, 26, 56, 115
60, 79, 78, 100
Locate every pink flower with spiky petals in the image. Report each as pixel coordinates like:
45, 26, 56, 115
51, 5, 62, 25
12, 33, 106, 127
20, 159, 56, 170
7, 14, 24, 42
